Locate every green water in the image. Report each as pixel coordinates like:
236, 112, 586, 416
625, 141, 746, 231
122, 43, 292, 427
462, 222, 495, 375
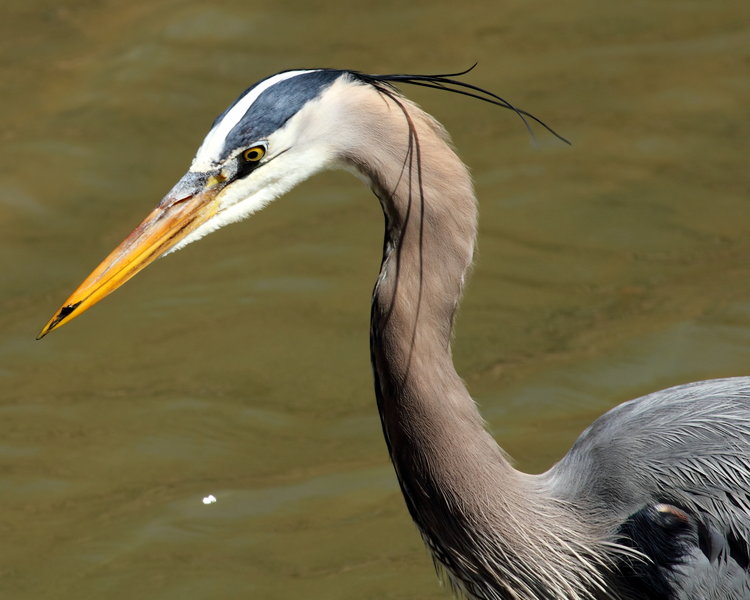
2, 1, 749, 598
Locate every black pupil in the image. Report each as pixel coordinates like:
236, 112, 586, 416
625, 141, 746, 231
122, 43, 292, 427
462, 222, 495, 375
247, 149, 260, 160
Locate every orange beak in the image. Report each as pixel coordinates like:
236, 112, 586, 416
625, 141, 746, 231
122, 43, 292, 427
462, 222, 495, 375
37, 174, 222, 339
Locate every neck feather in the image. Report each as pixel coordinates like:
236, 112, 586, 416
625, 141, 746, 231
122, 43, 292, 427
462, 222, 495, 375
337, 80, 613, 600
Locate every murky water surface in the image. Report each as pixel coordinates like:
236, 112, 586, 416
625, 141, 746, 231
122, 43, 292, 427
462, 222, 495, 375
2, 1, 749, 598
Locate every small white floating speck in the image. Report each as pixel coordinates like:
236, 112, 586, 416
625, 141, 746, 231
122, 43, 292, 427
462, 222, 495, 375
202, 494, 217, 505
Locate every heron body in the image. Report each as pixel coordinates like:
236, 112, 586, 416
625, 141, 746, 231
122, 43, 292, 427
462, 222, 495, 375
39, 69, 750, 599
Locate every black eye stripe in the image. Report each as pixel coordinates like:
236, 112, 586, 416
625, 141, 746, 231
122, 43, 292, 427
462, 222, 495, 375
232, 144, 279, 180
236, 153, 264, 179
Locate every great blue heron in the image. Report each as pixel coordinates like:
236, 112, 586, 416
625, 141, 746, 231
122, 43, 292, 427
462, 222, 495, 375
39, 68, 750, 599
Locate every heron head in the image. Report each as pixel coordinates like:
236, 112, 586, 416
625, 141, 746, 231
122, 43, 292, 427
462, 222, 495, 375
38, 66, 566, 338
38, 69, 352, 338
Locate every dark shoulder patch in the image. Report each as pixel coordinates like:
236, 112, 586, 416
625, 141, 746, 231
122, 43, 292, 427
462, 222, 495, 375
614, 503, 701, 599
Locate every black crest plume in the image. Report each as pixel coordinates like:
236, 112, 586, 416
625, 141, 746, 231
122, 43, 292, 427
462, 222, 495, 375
353, 64, 571, 146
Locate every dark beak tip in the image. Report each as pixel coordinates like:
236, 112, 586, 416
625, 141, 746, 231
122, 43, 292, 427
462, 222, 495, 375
36, 301, 83, 340
36, 321, 54, 340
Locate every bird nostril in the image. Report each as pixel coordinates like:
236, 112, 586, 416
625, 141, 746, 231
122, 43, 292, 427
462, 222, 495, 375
167, 194, 194, 208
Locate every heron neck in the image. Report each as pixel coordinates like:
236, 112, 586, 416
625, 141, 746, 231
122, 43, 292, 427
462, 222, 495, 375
348, 91, 525, 560
340, 86, 606, 599
365, 119, 512, 492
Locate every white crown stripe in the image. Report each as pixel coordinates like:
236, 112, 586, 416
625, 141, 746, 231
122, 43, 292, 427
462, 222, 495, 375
191, 69, 316, 171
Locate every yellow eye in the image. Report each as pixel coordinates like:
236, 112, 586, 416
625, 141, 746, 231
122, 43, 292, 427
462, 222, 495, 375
243, 146, 265, 162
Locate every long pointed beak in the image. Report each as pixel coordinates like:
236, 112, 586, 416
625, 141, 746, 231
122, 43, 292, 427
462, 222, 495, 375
37, 176, 222, 339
